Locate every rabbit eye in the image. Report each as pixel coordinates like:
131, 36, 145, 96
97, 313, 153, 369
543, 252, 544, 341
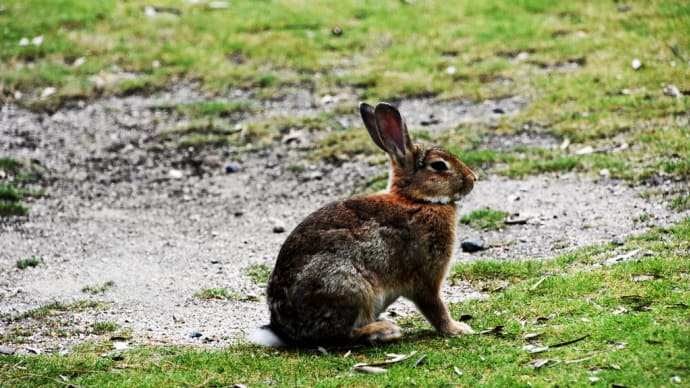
430, 160, 449, 171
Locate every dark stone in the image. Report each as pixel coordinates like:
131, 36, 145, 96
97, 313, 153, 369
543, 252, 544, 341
272, 225, 285, 233
189, 330, 202, 338
225, 163, 241, 173
493, 108, 505, 114
612, 236, 625, 246
461, 238, 485, 253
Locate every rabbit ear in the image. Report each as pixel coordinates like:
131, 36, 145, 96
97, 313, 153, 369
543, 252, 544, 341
359, 102, 387, 152
374, 102, 413, 167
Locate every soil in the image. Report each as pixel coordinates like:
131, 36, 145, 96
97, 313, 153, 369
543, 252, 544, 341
0, 86, 686, 355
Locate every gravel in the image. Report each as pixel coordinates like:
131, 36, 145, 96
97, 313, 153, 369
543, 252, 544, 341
1, 87, 687, 354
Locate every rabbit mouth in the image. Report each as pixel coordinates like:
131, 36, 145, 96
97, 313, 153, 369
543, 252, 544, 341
423, 192, 469, 204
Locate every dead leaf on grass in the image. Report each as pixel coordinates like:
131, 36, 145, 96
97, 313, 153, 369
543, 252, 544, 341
549, 334, 589, 348
523, 332, 542, 341
527, 358, 550, 368
530, 276, 547, 291
354, 365, 387, 374
612, 306, 629, 315
479, 325, 504, 336
413, 355, 426, 368
352, 350, 418, 374
523, 344, 549, 354
631, 274, 661, 282
604, 249, 641, 266
536, 313, 557, 324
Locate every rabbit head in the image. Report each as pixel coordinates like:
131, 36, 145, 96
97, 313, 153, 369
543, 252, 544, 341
359, 102, 477, 204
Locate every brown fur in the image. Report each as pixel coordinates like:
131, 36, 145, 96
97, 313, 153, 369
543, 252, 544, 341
265, 102, 476, 347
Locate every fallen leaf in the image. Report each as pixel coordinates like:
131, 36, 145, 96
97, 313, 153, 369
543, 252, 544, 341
354, 365, 387, 374
530, 277, 547, 290
663, 85, 681, 99
523, 345, 549, 354
523, 333, 542, 341
632, 274, 660, 282
413, 355, 426, 368
528, 359, 550, 368
113, 342, 129, 351
612, 306, 629, 315
352, 350, 418, 373
549, 334, 589, 348
479, 325, 504, 336
604, 249, 641, 265
505, 217, 529, 225
575, 146, 594, 155
73, 57, 87, 67
41, 87, 56, 99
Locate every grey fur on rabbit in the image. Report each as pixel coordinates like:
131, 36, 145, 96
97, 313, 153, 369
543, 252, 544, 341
251, 102, 477, 347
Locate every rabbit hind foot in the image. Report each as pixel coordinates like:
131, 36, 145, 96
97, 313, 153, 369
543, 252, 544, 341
352, 320, 402, 344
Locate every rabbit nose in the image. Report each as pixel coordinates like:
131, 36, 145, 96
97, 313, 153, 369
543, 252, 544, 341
467, 167, 478, 181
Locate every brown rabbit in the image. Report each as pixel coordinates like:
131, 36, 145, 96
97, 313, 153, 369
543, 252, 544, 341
251, 102, 477, 347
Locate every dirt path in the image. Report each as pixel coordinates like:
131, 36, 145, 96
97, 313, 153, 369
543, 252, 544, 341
1, 89, 685, 354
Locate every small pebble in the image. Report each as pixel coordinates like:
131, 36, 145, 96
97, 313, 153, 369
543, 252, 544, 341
631, 58, 642, 70
272, 225, 285, 234
225, 163, 241, 173
612, 236, 625, 246
189, 330, 202, 338
461, 238, 485, 253
168, 169, 184, 179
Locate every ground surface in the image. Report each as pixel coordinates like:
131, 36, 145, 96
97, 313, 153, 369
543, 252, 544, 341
1, 87, 686, 355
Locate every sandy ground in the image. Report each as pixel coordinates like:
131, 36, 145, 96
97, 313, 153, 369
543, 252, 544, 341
1, 87, 686, 354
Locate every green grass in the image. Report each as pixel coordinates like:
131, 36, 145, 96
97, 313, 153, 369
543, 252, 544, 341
3, 1, 687, 182
16, 257, 41, 269
460, 208, 510, 230
193, 287, 258, 302
4, 300, 104, 322
152, 100, 260, 118
244, 264, 271, 285
0, 159, 46, 217
81, 280, 116, 295
3, 218, 688, 386
669, 194, 690, 211
92, 321, 120, 335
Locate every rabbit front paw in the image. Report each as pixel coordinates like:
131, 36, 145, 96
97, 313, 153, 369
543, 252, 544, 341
445, 320, 474, 336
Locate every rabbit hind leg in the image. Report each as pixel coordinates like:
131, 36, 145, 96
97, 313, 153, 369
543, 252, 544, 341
351, 320, 403, 344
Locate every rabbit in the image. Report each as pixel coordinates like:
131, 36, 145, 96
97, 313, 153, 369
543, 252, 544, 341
251, 102, 477, 347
